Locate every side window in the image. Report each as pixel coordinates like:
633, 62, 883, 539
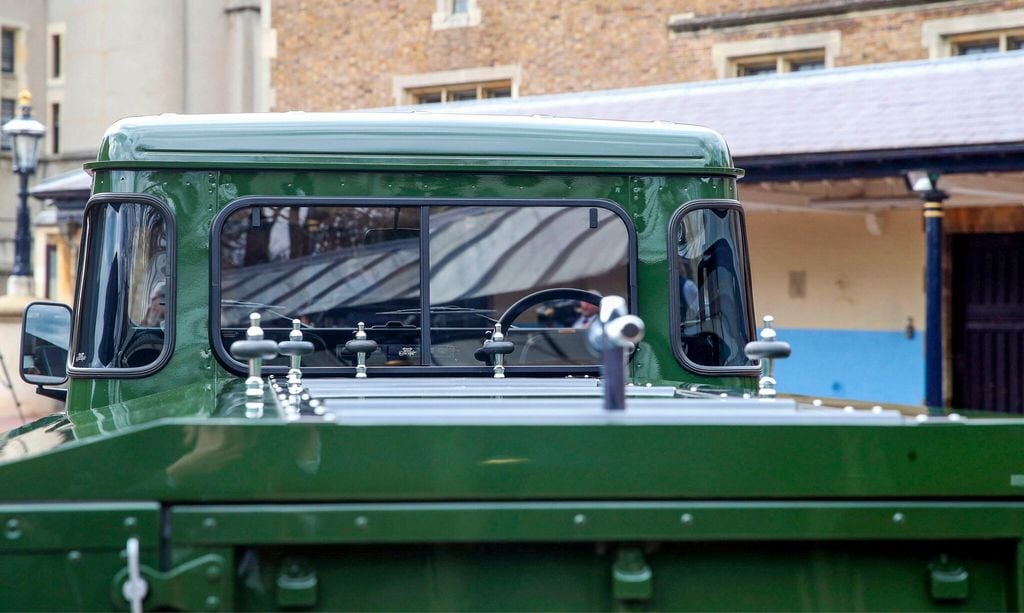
670, 203, 754, 370
73, 199, 172, 372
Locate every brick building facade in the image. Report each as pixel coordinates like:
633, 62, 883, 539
270, 0, 1024, 111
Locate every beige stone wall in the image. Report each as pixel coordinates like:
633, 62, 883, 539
271, 0, 1024, 111
746, 208, 925, 331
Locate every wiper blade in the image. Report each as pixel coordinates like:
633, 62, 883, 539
221, 299, 310, 327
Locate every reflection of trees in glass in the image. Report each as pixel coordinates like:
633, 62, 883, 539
221, 206, 417, 269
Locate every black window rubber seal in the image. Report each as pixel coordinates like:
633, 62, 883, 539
667, 199, 760, 378
67, 192, 177, 379
209, 196, 639, 378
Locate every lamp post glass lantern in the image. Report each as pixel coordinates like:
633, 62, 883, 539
1, 90, 45, 287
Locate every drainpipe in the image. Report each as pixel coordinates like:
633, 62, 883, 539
907, 171, 947, 409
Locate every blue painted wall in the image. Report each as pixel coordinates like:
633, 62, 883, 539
774, 328, 924, 406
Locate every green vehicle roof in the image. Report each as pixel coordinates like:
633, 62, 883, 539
85, 112, 741, 175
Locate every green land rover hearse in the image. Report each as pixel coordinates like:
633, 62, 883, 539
4, 113, 1024, 611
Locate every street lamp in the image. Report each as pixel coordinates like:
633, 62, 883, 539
1, 90, 46, 296
905, 169, 948, 410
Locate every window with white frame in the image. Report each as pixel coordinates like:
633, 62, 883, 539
393, 66, 520, 106
711, 31, 840, 79
922, 10, 1024, 58
432, 0, 481, 30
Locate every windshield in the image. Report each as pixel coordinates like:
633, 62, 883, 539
73, 200, 171, 371
671, 204, 754, 370
217, 201, 632, 372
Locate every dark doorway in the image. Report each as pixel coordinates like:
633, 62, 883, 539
951, 233, 1024, 413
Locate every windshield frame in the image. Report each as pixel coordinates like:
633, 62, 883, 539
210, 196, 638, 377
667, 199, 759, 377
68, 193, 177, 378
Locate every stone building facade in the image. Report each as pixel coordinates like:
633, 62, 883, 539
270, 0, 1024, 111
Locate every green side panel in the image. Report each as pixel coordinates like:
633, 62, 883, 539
0, 503, 160, 611
232, 542, 1011, 611
2, 421, 1024, 501
170, 502, 1024, 545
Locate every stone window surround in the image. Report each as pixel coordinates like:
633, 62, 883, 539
393, 65, 521, 106
922, 10, 1024, 57
711, 31, 841, 79
432, 0, 481, 31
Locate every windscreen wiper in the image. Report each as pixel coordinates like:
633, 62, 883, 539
222, 299, 311, 328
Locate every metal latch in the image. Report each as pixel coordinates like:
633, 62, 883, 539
928, 554, 969, 602
112, 539, 231, 612
612, 547, 653, 603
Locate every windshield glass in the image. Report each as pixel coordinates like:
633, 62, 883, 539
672, 205, 753, 369
74, 201, 170, 370
217, 202, 631, 371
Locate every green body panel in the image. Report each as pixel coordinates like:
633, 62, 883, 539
3, 114, 1023, 610
1, 419, 1024, 501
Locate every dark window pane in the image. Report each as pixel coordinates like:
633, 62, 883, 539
956, 40, 999, 55
790, 59, 825, 71
51, 102, 60, 154
452, 0, 469, 14
737, 62, 776, 77
448, 89, 477, 102
673, 207, 752, 368
51, 33, 60, 78
220, 206, 422, 368
428, 206, 629, 366
1, 29, 13, 73
1, 98, 14, 150
416, 92, 442, 104
75, 202, 169, 369
1008, 37, 1022, 51
484, 87, 512, 98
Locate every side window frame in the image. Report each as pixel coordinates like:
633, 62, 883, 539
667, 199, 760, 377
68, 193, 177, 379
209, 196, 638, 377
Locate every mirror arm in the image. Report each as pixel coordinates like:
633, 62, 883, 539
34, 386, 67, 402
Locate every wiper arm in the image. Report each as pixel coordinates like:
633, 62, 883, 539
222, 299, 310, 328
376, 305, 499, 324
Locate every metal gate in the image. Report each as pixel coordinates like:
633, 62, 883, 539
951, 233, 1024, 413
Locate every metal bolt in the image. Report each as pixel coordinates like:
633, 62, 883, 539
843, 406, 855, 412
354, 516, 369, 530
871, 405, 883, 414
573, 513, 587, 526
915, 414, 928, 422
205, 565, 222, 582
680, 513, 694, 525
67, 550, 82, 562
5, 519, 20, 540
203, 517, 217, 530
948, 413, 962, 421
812, 399, 823, 407
204, 595, 221, 611
123, 516, 138, 529
893, 512, 906, 524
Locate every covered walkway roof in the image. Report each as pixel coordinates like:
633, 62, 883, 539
420, 51, 1024, 182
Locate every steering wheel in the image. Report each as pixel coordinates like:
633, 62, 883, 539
498, 288, 603, 331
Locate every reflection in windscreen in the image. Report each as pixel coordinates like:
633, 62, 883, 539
75, 202, 169, 369
218, 204, 630, 369
674, 207, 752, 368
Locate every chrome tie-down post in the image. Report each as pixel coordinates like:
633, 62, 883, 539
587, 296, 645, 411
277, 319, 315, 408
344, 322, 378, 379
744, 315, 792, 398
229, 312, 280, 418
476, 323, 515, 378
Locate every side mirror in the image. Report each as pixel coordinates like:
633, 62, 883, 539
20, 301, 71, 387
